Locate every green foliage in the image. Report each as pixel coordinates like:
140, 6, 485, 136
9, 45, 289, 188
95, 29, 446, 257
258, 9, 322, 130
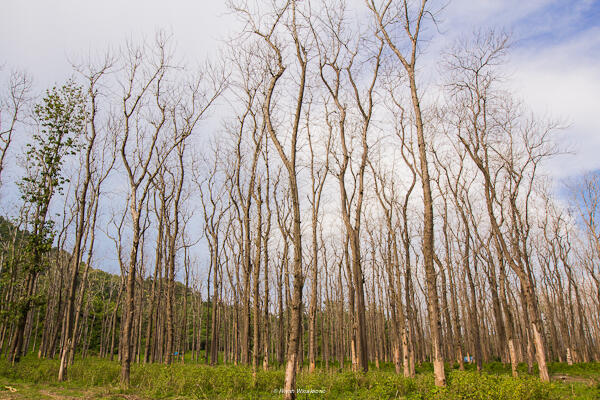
549, 362, 600, 378
428, 370, 553, 400
361, 371, 417, 398
0, 356, 58, 383
0, 357, 598, 399
21, 78, 86, 203
68, 358, 121, 386
416, 362, 435, 374
15, 78, 87, 283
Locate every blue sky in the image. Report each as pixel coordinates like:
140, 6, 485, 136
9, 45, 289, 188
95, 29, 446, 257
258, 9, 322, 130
437, 0, 600, 177
513, 0, 600, 47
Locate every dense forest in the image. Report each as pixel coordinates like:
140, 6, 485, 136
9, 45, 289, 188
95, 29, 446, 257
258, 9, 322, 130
0, 0, 599, 399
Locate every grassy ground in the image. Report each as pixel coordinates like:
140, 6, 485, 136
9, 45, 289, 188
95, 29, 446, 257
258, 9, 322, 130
0, 356, 598, 399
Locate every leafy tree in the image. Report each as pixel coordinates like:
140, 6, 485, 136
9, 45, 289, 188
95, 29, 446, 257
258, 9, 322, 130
10, 79, 86, 363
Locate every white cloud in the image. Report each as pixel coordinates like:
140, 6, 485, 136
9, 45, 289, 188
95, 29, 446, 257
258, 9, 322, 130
432, 0, 600, 178
442, 0, 555, 32
2, 1, 599, 178
1, 1, 231, 87
509, 27, 600, 177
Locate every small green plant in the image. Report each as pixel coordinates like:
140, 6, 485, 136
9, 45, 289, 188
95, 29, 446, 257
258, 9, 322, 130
0, 357, 598, 399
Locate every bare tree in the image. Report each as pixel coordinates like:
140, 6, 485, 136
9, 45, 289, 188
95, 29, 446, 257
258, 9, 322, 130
305, 102, 330, 373
367, 0, 446, 386
312, 1, 384, 371
58, 53, 115, 381
568, 172, 600, 309
444, 31, 560, 382
230, 0, 310, 395
0, 69, 32, 184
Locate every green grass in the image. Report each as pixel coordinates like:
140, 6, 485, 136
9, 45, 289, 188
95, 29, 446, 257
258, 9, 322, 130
0, 356, 597, 399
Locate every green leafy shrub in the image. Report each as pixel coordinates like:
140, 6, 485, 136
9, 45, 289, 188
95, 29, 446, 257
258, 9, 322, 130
425, 370, 553, 400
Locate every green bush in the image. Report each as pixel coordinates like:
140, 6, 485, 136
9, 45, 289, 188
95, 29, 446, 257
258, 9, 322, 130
427, 370, 553, 400
0, 357, 58, 383
368, 372, 416, 398
69, 357, 120, 386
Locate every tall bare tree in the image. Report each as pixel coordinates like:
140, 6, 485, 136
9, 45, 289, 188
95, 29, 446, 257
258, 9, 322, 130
367, 0, 446, 385
58, 54, 114, 381
0, 69, 32, 184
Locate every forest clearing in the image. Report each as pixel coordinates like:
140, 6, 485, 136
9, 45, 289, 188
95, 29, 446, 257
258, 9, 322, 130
1, 0, 600, 399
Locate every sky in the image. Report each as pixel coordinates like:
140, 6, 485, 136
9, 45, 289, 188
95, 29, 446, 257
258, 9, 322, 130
442, 0, 600, 177
2, 0, 599, 177
1, 0, 599, 275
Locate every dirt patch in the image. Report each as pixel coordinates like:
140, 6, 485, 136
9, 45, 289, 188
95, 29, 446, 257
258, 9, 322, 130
551, 374, 597, 386
39, 390, 72, 399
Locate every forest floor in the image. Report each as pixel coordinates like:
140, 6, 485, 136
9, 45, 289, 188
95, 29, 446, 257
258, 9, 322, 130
0, 356, 598, 399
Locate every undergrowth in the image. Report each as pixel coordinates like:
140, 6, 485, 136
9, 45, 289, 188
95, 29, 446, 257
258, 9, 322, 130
0, 356, 598, 399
